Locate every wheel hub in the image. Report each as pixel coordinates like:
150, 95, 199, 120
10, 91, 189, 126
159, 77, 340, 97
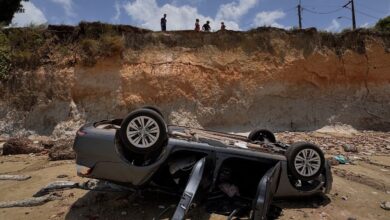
126, 116, 160, 149
294, 148, 321, 177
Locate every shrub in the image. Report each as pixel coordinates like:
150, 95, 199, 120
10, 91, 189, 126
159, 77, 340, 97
80, 38, 100, 65
0, 31, 10, 80
6, 26, 47, 68
79, 34, 124, 65
375, 16, 390, 33
100, 34, 124, 56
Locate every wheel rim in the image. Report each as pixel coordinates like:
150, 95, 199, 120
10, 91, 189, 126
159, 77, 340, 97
126, 116, 160, 149
294, 148, 321, 177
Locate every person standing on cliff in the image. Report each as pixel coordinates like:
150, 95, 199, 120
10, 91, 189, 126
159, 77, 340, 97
202, 21, 211, 32
161, 14, 167, 31
195, 19, 200, 32
220, 22, 226, 31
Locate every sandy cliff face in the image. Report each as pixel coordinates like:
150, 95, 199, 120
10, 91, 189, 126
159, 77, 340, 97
1, 28, 389, 137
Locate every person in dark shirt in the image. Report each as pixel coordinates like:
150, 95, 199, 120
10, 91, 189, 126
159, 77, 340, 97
161, 14, 167, 31
195, 19, 200, 32
202, 20, 211, 32
220, 22, 226, 31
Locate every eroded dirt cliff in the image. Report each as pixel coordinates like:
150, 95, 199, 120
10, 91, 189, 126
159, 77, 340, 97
0, 24, 389, 137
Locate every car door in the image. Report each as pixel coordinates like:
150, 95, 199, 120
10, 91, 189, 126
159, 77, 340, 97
251, 162, 282, 220
171, 157, 207, 220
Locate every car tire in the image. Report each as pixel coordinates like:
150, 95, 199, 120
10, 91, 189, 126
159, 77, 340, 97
286, 142, 325, 181
248, 129, 276, 143
119, 108, 168, 154
141, 106, 164, 119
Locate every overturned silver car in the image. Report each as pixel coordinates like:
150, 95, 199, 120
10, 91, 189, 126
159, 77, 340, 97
73, 107, 332, 219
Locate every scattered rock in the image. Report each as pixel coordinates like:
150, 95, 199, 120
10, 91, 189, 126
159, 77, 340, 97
41, 139, 55, 149
380, 201, 390, 210
341, 196, 348, 201
57, 174, 68, 178
2, 138, 44, 155
48, 139, 75, 161
315, 124, 359, 137
342, 144, 358, 153
328, 157, 339, 166
347, 217, 357, 220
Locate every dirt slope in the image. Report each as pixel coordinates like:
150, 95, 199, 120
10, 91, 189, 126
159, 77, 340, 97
0, 25, 390, 137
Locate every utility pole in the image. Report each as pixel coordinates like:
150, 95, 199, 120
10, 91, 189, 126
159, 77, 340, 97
298, 0, 302, 29
351, 0, 356, 30
343, 0, 357, 30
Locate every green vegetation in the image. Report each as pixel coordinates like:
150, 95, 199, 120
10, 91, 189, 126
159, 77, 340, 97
0, 0, 29, 26
0, 22, 126, 72
7, 25, 46, 68
375, 16, 390, 33
80, 33, 124, 66
0, 21, 388, 75
0, 30, 11, 80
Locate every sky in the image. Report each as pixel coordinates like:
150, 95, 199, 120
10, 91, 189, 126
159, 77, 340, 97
11, 0, 390, 32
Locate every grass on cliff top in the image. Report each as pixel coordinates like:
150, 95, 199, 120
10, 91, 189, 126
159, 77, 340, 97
0, 21, 389, 76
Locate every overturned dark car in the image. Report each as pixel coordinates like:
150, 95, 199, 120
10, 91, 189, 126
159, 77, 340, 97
73, 107, 332, 219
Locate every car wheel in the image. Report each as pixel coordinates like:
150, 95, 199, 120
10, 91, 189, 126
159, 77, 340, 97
286, 142, 325, 181
119, 108, 168, 154
248, 129, 276, 143
141, 106, 164, 119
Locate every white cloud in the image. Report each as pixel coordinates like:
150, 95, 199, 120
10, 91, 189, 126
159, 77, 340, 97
51, 0, 75, 17
11, 1, 47, 27
216, 0, 258, 22
253, 10, 286, 28
112, 1, 121, 23
123, 0, 240, 31
326, 19, 341, 32
360, 22, 372, 28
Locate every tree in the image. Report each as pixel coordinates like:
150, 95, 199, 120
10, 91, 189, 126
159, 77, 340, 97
375, 16, 390, 33
0, 0, 29, 26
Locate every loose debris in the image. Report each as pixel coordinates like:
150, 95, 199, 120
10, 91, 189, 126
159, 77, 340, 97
380, 201, 390, 211
33, 179, 134, 197
0, 193, 61, 208
0, 175, 31, 181
33, 181, 79, 197
1, 137, 75, 161
342, 144, 358, 153
333, 168, 388, 192
333, 155, 348, 164
0, 179, 135, 209
48, 139, 75, 161
2, 138, 44, 155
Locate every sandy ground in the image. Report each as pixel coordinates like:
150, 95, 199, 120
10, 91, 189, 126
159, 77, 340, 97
0, 130, 389, 220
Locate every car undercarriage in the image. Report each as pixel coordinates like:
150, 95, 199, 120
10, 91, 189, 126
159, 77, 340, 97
73, 107, 332, 219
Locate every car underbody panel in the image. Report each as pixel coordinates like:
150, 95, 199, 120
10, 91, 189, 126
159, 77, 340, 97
73, 119, 332, 219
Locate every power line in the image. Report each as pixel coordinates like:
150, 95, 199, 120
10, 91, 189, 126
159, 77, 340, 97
355, 10, 381, 20
302, 7, 345, 15
354, 2, 388, 14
